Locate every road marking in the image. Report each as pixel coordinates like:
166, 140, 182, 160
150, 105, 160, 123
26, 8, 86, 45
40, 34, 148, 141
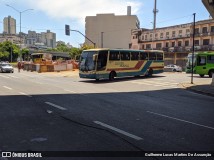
3, 86, 12, 90
147, 111, 214, 130
45, 102, 67, 111
7, 75, 19, 79
64, 89, 77, 93
131, 81, 179, 88
94, 121, 143, 141
19, 92, 32, 97
0, 75, 9, 78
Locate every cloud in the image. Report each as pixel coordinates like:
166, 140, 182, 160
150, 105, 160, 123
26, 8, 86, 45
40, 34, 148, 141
24, 0, 142, 23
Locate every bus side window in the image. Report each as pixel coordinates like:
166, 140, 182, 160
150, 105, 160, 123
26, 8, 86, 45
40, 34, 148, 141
156, 52, 163, 60
109, 51, 120, 61
140, 52, 148, 60
131, 52, 139, 60
198, 56, 206, 65
149, 52, 156, 60
207, 55, 214, 64
120, 51, 130, 61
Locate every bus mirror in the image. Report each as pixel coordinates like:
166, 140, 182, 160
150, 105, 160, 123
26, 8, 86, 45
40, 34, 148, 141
93, 54, 98, 61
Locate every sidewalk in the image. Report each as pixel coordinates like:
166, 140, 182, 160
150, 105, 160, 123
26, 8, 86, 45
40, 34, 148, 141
181, 80, 214, 97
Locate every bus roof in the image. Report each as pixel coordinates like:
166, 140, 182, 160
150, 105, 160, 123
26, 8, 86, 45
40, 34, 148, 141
188, 51, 214, 56
83, 48, 163, 52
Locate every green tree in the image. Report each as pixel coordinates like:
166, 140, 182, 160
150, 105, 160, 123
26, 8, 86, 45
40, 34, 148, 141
0, 41, 19, 62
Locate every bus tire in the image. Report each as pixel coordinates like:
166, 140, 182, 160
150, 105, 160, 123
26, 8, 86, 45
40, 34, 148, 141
199, 74, 204, 77
147, 69, 153, 77
109, 71, 116, 81
208, 70, 214, 78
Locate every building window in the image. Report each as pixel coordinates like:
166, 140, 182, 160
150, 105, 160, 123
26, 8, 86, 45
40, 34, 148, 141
150, 34, 152, 38
194, 40, 199, 46
172, 31, 176, 37
166, 32, 169, 38
185, 40, 189, 46
166, 42, 169, 47
171, 42, 175, 47
155, 33, 158, 39
186, 29, 190, 33
211, 26, 214, 32
146, 44, 151, 49
141, 35, 144, 40
202, 27, 208, 33
160, 33, 163, 38
179, 30, 182, 35
145, 35, 148, 40
156, 43, 162, 49
195, 28, 200, 34
178, 41, 182, 47
203, 39, 210, 45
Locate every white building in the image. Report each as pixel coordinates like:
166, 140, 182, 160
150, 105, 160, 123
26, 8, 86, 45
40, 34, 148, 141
3, 16, 16, 34
85, 7, 140, 49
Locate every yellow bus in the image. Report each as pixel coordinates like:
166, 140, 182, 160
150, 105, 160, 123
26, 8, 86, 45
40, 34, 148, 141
79, 49, 164, 80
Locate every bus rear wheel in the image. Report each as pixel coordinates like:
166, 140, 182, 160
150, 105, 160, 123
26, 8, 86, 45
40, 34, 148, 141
109, 71, 116, 81
208, 70, 214, 78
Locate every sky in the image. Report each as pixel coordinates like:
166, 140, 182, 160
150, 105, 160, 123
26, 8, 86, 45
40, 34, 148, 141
0, 0, 210, 48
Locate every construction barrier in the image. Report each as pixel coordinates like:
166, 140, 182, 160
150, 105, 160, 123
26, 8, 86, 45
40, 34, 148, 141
47, 65, 54, 72
54, 64, 67, 71
40, 65, 48, 72
67, 64, 73, 70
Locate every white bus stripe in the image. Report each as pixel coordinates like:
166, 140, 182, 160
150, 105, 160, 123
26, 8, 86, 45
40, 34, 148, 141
94, 121, 143, 141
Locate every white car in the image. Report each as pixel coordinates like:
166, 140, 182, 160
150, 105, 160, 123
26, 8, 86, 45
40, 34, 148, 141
0, 63, 14, 73
164, 64, 182, 72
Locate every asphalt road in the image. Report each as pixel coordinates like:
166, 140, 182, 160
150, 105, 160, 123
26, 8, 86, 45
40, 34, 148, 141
0, 69, 213, 160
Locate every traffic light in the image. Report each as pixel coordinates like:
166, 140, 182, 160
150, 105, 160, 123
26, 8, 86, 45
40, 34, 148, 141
65, 24, 70, 36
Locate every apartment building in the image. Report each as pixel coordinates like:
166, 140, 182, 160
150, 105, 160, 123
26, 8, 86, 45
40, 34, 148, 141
41, 30, 56, 48
202, 0, 214, 18
85, 7, 140, 49
0, 34, 25, 45
3, 16, 16, 34
130, 19, 214, 67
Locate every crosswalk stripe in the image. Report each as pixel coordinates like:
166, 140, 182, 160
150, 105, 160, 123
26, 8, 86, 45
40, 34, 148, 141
7, 75, 19, 79
131, 80, 179, 88
0, 75, 9, 78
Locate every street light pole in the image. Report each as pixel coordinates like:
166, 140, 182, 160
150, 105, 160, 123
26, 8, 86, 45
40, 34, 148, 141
6, 4, 33, 60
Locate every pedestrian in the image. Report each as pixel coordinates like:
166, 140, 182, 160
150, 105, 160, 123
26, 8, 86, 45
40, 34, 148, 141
17, 61, 22, 72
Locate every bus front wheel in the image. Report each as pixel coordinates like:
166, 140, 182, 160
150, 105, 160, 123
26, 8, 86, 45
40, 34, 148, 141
208, 70, 214, 78
109, 71, 116, 81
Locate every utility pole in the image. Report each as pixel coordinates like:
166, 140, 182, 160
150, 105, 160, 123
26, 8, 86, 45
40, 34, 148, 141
153, 0, 158, 50
191, 13, 196, 84
6, 4, 33, 61
101, 32, 104, 48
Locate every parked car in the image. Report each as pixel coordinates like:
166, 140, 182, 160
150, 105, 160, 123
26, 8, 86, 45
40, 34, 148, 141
164, 64, 182, 72
0, 63, 14, 73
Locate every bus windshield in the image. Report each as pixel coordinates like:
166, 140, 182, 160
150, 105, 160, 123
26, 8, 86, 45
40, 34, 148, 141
80, 51, 97, 71
187, 54, 196, 67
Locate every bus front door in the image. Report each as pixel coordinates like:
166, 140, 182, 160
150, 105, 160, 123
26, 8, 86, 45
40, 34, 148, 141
196, 55, 208, 77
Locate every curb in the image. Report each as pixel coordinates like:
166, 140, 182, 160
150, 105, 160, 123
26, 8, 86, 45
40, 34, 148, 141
180, 83, 214, 97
